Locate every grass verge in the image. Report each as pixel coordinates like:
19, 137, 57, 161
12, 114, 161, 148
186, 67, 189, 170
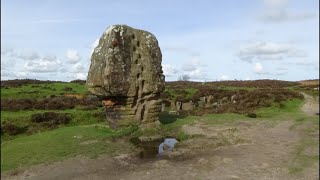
1, 125, 136, 172
288, 115, 319, 174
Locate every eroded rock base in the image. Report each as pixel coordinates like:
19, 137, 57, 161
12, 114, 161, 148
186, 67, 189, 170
103, 95, 162, 129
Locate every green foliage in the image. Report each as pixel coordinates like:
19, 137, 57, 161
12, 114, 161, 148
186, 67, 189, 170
184, 88, 198, 98
177, 132, 190, 141
159, 111, 181, 124
111, 125, 140, 138
256, 99, 304, 119
163, 88, 198, 102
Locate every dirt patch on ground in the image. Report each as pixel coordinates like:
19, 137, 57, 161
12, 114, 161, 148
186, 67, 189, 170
3, 119, 317, 180
2, 94, 319, 180
301, 92, 319, 116
79, 140, 99, 145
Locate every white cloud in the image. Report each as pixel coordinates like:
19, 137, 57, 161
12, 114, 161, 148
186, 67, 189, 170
260, 0, 316, 23
259, 10, 316, 23
67, 72, 87, 80
71, 63, 86, 73
182, 57, 206, 72
253, 62, 270, 75
66, 49, 81, 64
220, 75, 230, 81
17, 50, 39, 60
15, 72, 29, 78
1, 57, 12, 70
188, 69, 207, 79
1, 47, 14, 56
60, 68, 68, 73
162, 64, 178, 77
75, 73, 87, 80
1, 46, 65, 77
90, 38, 100, 55
1, 70, 12, 78
237, 41, 307, 62
24, 56, 61, 73
1, 47, 16, 70
43, 55, 59, 62
254, 62, 264, 73
181, 57, 208, 80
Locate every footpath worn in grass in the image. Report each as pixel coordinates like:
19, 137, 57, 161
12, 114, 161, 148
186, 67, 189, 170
1, 125, 136, 172
288, 114, 319, 173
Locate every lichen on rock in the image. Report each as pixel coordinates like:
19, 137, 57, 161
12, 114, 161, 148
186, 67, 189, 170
86, 24, 165, 129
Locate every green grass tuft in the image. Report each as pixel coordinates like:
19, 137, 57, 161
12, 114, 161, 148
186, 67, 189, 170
1, 125, 136, 172
256, 98, 304, 119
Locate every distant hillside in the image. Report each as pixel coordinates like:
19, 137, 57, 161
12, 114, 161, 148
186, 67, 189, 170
298, 79, 319, 88
0, 79, 85, 88
2, 78, 319, 89
166, 79, 299, 89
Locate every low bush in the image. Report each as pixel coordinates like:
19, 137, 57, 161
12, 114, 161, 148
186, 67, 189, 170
31, 112, 71, 126
70, 79, 86, 84
28, 112, 72, 131
166, 88, 303, 115
90, 111, 106, 123
63, 87, 73, 91
1, 122, 25, 135
247, 112, 257, 118
1, 79, 61, 88
1, 96, 100, 111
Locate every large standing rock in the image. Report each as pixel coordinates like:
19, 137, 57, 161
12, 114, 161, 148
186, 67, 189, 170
86, 25, 165, 128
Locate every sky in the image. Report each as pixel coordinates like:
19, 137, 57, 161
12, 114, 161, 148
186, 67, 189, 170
1, 0, 319, 82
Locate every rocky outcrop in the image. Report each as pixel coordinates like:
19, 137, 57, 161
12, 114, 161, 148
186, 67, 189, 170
86, 25, 165, 128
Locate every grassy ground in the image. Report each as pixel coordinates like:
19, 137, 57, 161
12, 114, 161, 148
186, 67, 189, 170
1, 98, 308, 172
164, 88, 198, 100
288, 115, 319, 173
1, 83, 86, 99
1, 80, 318, 174
1, 108, 104, 126
260, 97, 319, 174
1, 125, 137, 171
256, 99, 304, 119
1, 108, 105, 142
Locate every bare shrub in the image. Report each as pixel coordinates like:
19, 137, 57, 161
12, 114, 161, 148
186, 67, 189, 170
1, 122, 25, 135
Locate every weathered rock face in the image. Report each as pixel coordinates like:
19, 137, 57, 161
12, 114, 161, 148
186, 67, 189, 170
86, 25, 165, 128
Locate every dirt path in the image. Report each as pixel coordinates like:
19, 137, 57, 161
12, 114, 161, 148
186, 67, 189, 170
2, 94, 319, 180
301, 92, 319, 116
3, 120, 316, 180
